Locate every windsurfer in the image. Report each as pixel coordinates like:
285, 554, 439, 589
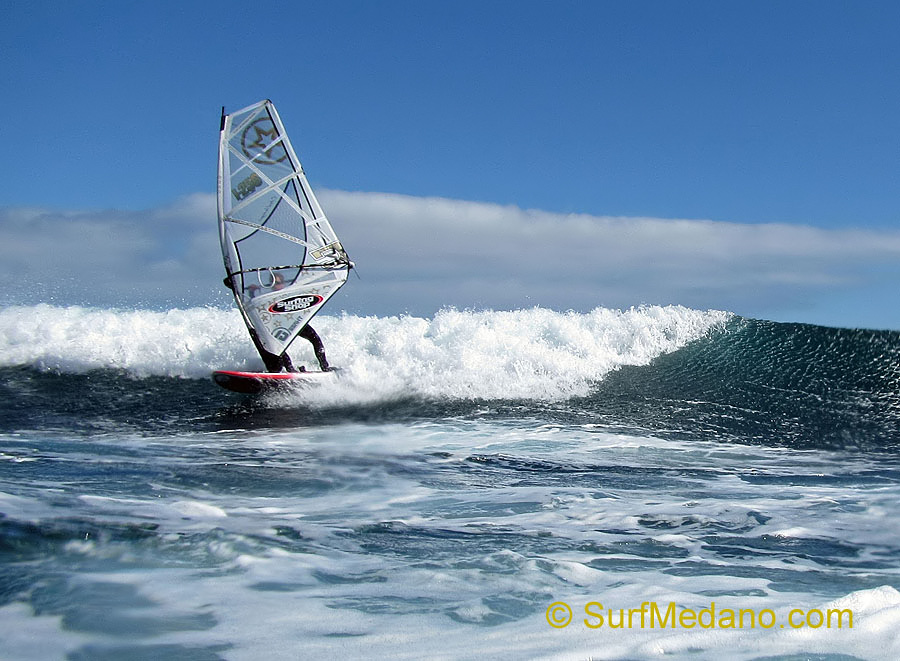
218, 101, 349, 383
225, 275, 331, 373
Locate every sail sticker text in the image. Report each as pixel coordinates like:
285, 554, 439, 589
232, 173, 263, 201
311, 241, 346, 261
269, 295, 324, 314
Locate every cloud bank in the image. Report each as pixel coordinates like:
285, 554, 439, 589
3, 190, 900, 328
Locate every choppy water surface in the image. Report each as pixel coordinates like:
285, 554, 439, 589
2, 305, 900, 659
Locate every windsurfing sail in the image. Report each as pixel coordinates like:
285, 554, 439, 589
217, 100, 351, 358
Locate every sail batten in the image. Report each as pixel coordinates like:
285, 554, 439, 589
218, 100, 350, 357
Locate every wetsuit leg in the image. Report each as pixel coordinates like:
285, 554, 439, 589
280, 353, 296, 372
260, 348, 288, 372
250, 329, 292, 373
227, 283, 294, 373
299, 325, 330, 371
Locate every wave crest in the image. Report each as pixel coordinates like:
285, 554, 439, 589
0, 304, 730, 402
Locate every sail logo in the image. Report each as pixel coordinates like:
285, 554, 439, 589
272, 328, 291, 341
232, 173, 263, 201
241, 118, 288, 164
269, 295, 323, 314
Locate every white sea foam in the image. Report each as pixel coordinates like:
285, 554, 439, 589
0, 303, 730, 401
2, 421, 899, 659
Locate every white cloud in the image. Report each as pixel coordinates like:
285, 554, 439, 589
3, 190, 900, 327
0, 196, 223, 308
320, 190, 900, 323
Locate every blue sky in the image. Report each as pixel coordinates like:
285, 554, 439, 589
3, 1, 900, 329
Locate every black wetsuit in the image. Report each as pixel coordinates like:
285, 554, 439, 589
251, 326, 330, 373
298, 325, 330, 372
225, 277, 330, 373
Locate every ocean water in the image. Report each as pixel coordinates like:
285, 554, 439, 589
2, 304, 900, 660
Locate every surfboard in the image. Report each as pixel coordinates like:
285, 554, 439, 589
213, 100, 353, 389
212, 369, 335, 394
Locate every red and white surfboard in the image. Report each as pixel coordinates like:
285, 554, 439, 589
212, 369, 335, 394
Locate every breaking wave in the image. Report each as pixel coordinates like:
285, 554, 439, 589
0, 304, 729, 403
